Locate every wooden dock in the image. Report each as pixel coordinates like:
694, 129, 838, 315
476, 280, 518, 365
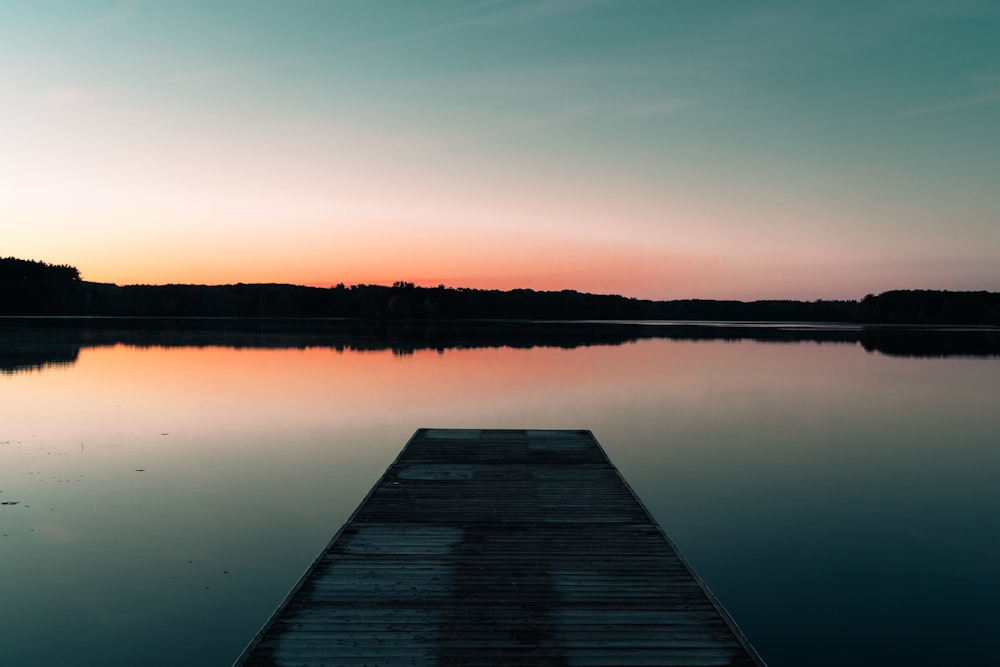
235, 428, 766, 666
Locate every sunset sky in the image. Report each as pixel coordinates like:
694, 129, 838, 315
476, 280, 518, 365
3, 1, 999, 299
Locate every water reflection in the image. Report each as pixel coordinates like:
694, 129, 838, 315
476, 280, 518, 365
0, 326, 80, 373
3, 318, 999, 376
1, 321, 999, 666
858, 326, 1000, 357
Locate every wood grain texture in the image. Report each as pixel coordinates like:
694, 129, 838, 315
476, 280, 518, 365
235, 429, 766, 667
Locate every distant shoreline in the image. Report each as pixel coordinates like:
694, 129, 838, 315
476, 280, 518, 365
2, 257, 999, 325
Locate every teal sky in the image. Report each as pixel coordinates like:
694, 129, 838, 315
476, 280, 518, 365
2, 1, 999, 299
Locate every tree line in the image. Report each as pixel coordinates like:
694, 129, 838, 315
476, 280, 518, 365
2, 257, 998, 324
857, 290, 1000, 325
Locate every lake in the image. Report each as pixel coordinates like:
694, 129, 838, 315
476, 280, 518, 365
2, 319, 999, 666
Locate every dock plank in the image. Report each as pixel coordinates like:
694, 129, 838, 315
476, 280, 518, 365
235, 429, 765, 666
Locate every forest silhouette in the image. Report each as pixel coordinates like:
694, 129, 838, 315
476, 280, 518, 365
2, 256, 999, 325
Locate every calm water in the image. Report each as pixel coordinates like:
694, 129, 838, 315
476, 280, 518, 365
2, 321, 999, 666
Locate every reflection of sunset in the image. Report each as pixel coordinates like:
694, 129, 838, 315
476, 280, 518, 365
4, 332, 1000, 667
3, 335, 971, 472
0, 338, 870, 451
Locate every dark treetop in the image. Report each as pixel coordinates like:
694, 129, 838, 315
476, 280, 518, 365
3, 257, 999, 325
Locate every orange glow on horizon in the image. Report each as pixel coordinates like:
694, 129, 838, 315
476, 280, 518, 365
74, 232, 724, 300
23, 200, 906, 301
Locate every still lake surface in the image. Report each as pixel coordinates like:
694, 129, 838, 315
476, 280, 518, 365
2, 319, 999, 666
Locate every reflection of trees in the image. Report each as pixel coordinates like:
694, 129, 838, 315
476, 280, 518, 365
859, 327, 1000, 358
4, 319, 998, 374
0, 328, 81, 374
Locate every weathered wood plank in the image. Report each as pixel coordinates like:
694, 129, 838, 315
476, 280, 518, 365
234, 429, 766, 666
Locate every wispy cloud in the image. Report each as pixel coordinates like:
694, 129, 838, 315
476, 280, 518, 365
622, 99, 697, 118
497, 97, 696, 134
699, 1, 996, 71
884, 0, 1000, 22
493, 105, 594, 135
401, 61, 696, 137
459, 0, 618, 28
83, 0, 139, 35
39, 85, 89, 106
970, 67, 1000, 88
400, 0, 620, 42
901, 91, 1000, 117
172, 67, 234, 83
